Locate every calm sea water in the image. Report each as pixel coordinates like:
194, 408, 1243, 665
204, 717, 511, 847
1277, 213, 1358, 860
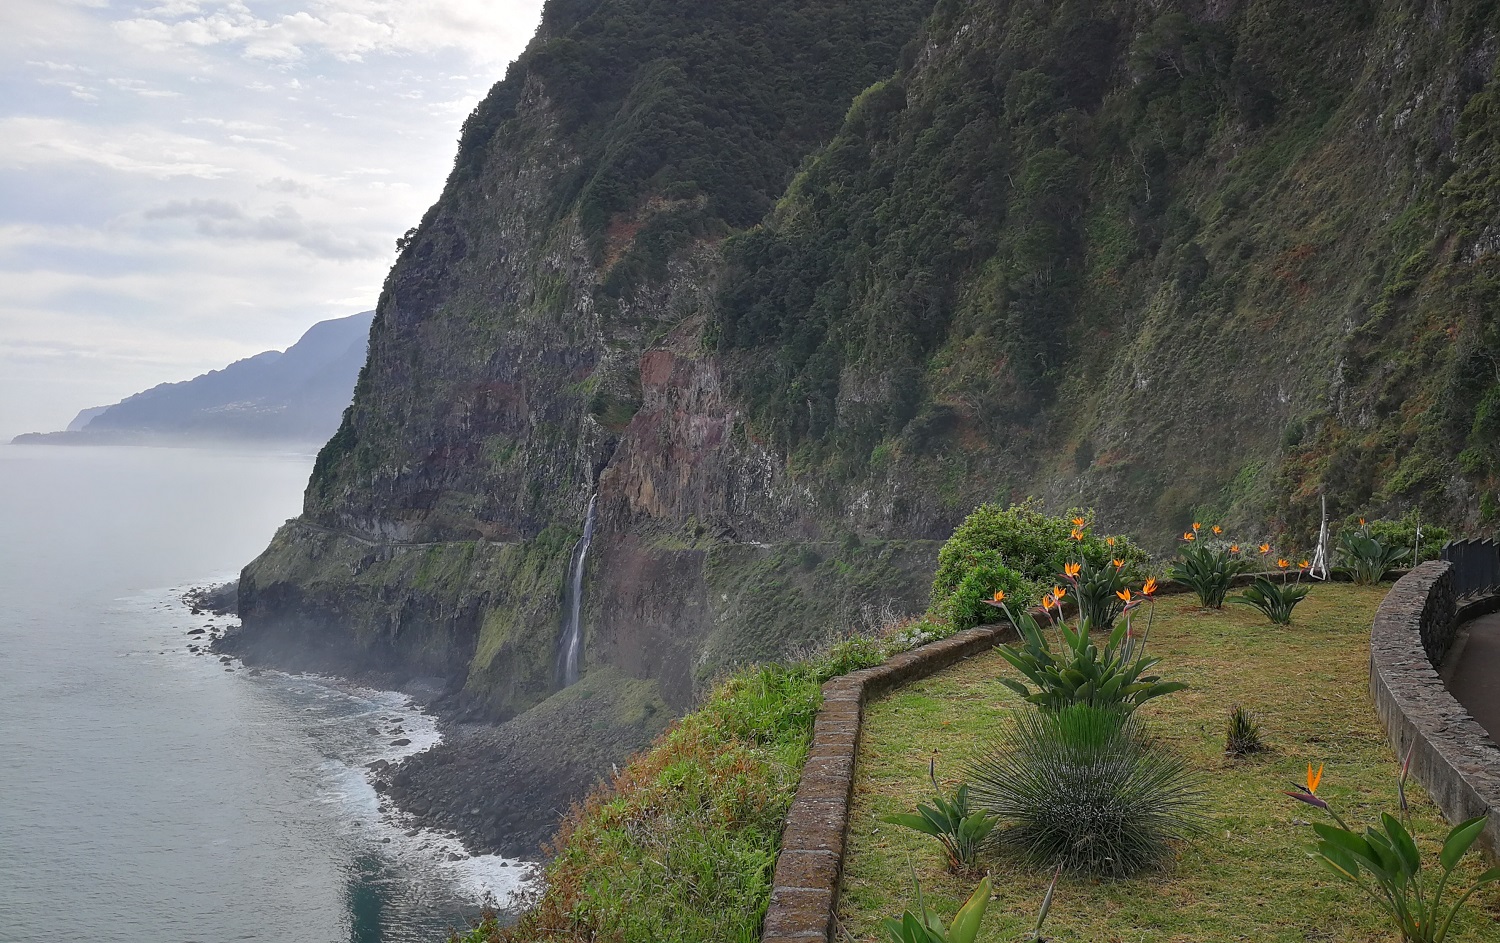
0, 444, 530, 943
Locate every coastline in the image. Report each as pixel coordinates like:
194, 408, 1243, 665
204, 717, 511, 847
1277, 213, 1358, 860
200, 582, 660, 868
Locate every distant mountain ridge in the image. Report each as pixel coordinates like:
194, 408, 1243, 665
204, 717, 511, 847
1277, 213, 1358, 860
13, 311, 373, 447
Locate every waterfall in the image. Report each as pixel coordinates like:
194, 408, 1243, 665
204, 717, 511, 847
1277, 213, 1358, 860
556, 494, 597, 688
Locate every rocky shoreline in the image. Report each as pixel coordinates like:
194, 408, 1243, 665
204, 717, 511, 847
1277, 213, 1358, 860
194, 582, 663, 863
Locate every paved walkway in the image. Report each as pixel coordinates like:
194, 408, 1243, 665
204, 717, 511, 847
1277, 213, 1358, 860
1448, 611, 1500, 741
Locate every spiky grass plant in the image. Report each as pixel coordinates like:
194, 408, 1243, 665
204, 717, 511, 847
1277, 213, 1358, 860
1224, 704, 1266, 756
967, 705, 1204, 877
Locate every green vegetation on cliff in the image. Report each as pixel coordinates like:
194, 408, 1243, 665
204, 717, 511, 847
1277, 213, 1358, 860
451, 639, 896, 943
717, 0, 1500, 539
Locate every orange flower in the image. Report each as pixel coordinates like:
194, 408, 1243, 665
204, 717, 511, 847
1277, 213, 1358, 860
1299, 560, 1310, 570
1259, 543, 1271, 555
1116, 588, 1133, 603
1358, 518, 1366, 526
1071, 517, 1086, 528
1182, 531, 1196, 541
1142, 577, 1158, 596
1112, 558, 1125, 569
1105, 537, 1116, 547
1070, 528, 1085, 542
1277, 558, 1290, 569
1229, 544, 1241, 554
1052, 585, 1067, 601
1307, 762, 1324, 795
1192, 521, 1201, 532
1064, 561, 1082, 579
992, 589, 1006, 603
1212, 525, 1222, 535
1041, 594, 1055, 610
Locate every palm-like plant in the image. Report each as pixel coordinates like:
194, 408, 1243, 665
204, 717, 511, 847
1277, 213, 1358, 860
1232, 576, 1311, 624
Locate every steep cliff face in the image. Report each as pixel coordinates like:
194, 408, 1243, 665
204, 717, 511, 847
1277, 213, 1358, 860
238, 0, 1500, 838
238, 0, 941, 733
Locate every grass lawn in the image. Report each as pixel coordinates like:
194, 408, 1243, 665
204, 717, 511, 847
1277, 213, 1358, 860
839, 583, 1500, 942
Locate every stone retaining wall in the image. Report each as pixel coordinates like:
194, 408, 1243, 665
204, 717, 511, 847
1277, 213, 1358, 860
759, 621, 1016, 942
1369, 561, 1500, 861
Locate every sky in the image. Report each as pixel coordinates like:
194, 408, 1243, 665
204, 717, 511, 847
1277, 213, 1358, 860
0, 0, 545, 439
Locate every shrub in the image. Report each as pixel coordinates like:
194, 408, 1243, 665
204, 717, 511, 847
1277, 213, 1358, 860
1345, 512, 1449, 563
1231, 576, 1311, 624
882, 762, 996, 874
1168, 538, 1253, 608
929, 502, 1147, 630
968, 704, 1204, 877
1337, 530, 1411, 585
1286, 764, 1500, 943
1224, 704, 1266, 756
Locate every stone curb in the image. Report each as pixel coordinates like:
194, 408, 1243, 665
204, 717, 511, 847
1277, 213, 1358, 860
1369, 561, 1500, 861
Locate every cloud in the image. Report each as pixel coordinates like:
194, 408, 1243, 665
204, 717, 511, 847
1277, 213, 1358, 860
0, 0, 546, 437
0, 117, 238, 179
144, 199, 379, 259
112, 0, 538, 65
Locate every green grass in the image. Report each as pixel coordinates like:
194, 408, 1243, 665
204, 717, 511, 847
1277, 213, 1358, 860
841, 584, 1500, 942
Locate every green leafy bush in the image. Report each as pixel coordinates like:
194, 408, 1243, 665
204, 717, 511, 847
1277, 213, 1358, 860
930, 502, 1147, 630
995, 609, 1185, 715
1344, 512, 1450, 563
882, 763, 996, 874
1338, 531, 1411, 585
1232, 576, 1312, 624
968, 705, 1204, 877
882, 876, 991, 943
1169, 539, 1254, 608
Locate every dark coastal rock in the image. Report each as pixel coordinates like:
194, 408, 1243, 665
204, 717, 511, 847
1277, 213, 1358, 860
390, 738, 411, 747
187, 628, 206, 636
182, 583, 238, 617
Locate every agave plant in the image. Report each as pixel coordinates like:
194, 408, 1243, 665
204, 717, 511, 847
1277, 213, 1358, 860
882, 761, 996, 873
1338, 531, 1411, 585
994, 609, 1186, 714
1231, 576, 1311, 625
969, 704, 1204, 877
1169, 540, 1253, 608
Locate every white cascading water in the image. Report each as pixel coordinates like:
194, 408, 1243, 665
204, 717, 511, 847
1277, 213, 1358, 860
556, 494, 597, 688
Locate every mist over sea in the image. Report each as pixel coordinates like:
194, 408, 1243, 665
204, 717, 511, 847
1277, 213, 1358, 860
0, 445, 524, 943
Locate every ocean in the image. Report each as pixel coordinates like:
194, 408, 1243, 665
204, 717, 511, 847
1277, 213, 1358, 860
0, 444, 529, 943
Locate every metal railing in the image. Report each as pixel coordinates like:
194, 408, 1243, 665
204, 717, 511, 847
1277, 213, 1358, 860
1441, 538, 1500, 599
